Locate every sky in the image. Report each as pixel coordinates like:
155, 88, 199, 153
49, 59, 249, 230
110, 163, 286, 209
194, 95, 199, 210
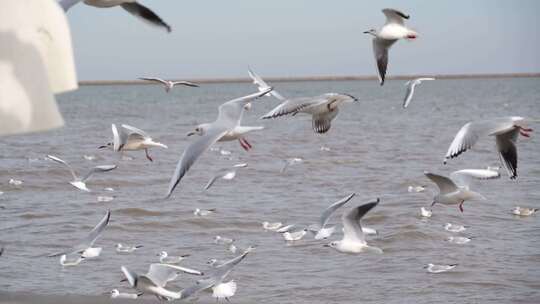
64, 0, 540, 80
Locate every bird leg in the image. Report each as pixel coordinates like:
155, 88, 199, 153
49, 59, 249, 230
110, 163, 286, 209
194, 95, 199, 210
459, 200, 465, 213
226, 297, 231, 303
145, 148, 153, 162
518, 126, 533, 137
238, 138, 252, 151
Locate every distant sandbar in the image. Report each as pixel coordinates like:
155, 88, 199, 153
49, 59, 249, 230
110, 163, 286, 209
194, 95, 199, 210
79, 73, 540, 86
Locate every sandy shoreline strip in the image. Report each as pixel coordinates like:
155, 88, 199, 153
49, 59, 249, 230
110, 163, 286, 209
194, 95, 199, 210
79, 73, 540, 86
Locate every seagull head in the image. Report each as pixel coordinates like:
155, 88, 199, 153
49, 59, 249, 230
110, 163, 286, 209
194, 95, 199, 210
340, 93, 359, 103
110, 289, 119, 297
186, 124, 210, 137
98, 142, 113, 149
363, 29, 377, 36
157, 251, 168, 258
323, 241, 339, 248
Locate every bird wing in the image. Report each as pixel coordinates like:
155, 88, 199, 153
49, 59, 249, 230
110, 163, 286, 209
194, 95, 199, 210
111, 124, 128, 152
342, 199, 380, 245
372, 38, 396, 86
424, 172, 459, 194
49, 210, 110, 256
204, 174, 221, 191
444, 118, 517, 162
138, 77, 167, 85
261, 96, 326, 119
402, 81, 416, 108
216, 88, 273, 127
172, 81, 199, 87
496, 128, 519, 179
59, 0, 83, 11
166, 127, 229, 197
319, 193, 356, 229
312, 108, 339, 134
121, 266, 138, 287
146, 264, 203, 288
81, 165, 117, 182
382, 8, 410, 25
121, 124, 150, 138
403, 78, 435, 108
80, 209, 111, 248
247, 68, 286, 101
47, 154, 78, 180
450, 169, 501, 188
179, 279, 217, 300
120, 2, 171, 32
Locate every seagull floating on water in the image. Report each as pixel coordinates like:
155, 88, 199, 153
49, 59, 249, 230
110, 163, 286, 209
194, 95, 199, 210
444, 117, 535, 179
262, 222, 283, 231
325, 199, 382, 254
420, 207, 432, 218
214, 236, 234, 245
60, 0, 172, 32
444, 223, 467, 233
446, 236, 472, 244
48, 210, 110, 259
424, 169, 500, 212
402, 78, 435, 108
8, 179, 23, 186
116, 243, 143, 254
100, 124, 167, 162
139, 77, 199, 92
283, 229, 308, 241
109, 289, 139, 299
364, 9, 418, 85
309, 193, 356, 240
425, 263, 457, 273
157, 251, 190, 264
512, 207, 538, 216
166, 89, 272, 197
194, 208, 216, 217
249, 68, 358, 134
59, 254, 85, 267
408, 185, 426, 193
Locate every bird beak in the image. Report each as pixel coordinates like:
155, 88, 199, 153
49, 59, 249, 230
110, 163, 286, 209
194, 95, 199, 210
98, 145, 107, 149
363, 30, 370, 34
322, 244, 330, 247
186, 132, 195, 137
120, 278, 127, 282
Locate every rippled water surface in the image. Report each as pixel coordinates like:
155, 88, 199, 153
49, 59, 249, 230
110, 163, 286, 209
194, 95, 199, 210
1, 78, 540, 303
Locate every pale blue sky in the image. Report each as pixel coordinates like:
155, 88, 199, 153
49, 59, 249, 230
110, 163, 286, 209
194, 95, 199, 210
65, 0, 540, 80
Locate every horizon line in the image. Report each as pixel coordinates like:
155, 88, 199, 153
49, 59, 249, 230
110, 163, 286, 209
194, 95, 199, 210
79, 72, 540, 85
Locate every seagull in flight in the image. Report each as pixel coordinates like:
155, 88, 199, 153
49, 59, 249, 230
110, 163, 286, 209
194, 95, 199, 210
325, 199, 382, 254
166, 89, 272, 197
47, 155, 116, 192
402, 78, 435, 108
48, 210, 110, 258
139, 77, 199, 93
248, 68, 358, 134
176, 248, 252, 301
309, 193, 356, 240
121, 263, 203, 301
424, 169, 500, 212
100, 124, 167, 162
443, 117, 534, 179
59, 0, 172, 32
364, 9, 418, 85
